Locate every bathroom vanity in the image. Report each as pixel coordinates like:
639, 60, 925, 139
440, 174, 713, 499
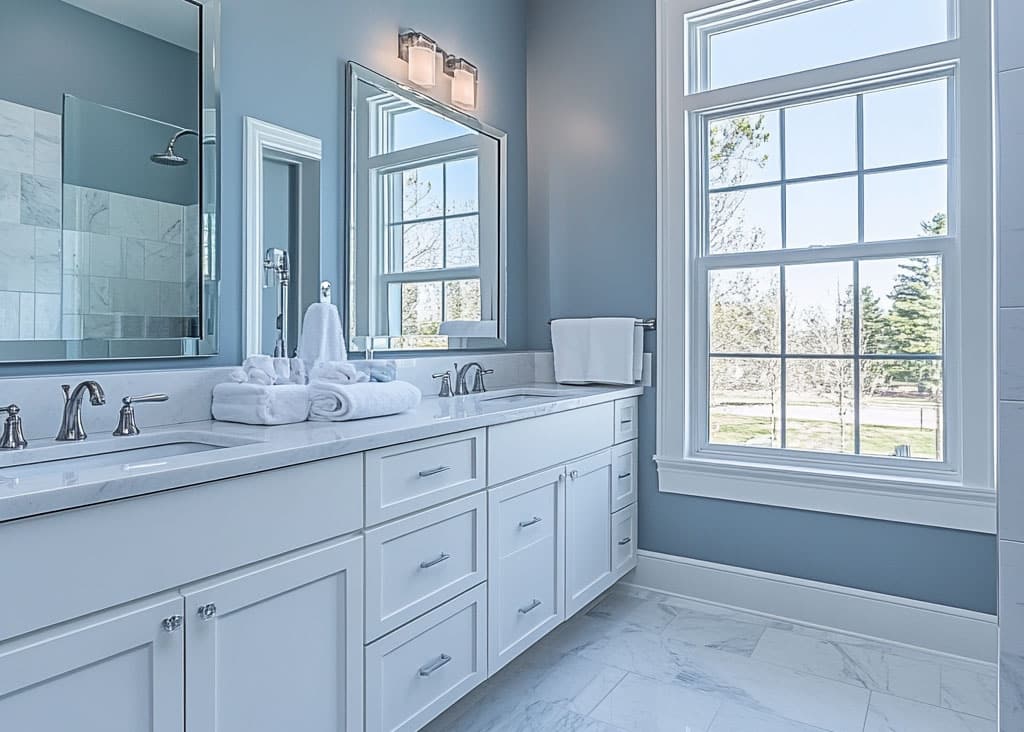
0, 385, 640, 731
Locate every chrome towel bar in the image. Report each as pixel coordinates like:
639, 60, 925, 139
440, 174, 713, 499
548, 318, 656, 330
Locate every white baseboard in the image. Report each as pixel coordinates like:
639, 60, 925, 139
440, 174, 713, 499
624, 550, 997, 663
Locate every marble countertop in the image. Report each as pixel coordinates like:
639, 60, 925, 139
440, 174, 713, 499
0, 383, 642, 523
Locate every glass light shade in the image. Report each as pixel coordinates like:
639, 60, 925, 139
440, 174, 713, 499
405, 35, 437, 88
448, 60, 478, 110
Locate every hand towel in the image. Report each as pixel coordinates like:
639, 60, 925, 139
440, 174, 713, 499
551, 317, 640, 386
632, 324, 644, 382
272, 357, 292, 385
289, 357, 307, 385
298, 302, 346, 371
244, 354, 276, 384
211, 383, 310, 425
310, 361, 369, 385
308, 381, 421, 422
353, 359, 398, 382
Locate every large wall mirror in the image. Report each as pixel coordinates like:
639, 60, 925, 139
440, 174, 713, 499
346, 63, 506, 352
0, 0, 219, 362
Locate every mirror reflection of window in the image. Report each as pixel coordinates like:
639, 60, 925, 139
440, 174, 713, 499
349, 70, 503, 352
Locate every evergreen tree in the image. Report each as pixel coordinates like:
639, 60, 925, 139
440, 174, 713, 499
885, 257, 942, 392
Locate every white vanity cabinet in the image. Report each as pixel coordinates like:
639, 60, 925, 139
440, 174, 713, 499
183, 536, 364, 732
565, 449, 615, 616
0, 594, 185, 731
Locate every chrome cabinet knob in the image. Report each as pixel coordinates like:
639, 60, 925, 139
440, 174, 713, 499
197, 603, 217, 621
570, 470, 580, 480
161, 615, 184, 632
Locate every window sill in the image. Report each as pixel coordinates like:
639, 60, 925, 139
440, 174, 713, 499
655, 455, 996, 533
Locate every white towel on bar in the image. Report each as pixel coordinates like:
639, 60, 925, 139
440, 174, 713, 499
310, 361, 370, 385
211, 383, 310, 425
308, 381, 421, 422
298, 302, 346, 371
551, 317, 642, 386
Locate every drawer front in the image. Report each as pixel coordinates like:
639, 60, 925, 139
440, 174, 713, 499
612, 504, 638, 578
365, 493, 487, 641
365, 429, 486, 526
365, 585, 487, 732
611, 440, 638, 512
489, 467, 562, 560
0, 454, 363, 643
487, 402, 614, 485
490, 536, 562, 673
614, 397, 639, 444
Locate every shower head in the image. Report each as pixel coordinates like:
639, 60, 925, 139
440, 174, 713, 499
151, 128, 198, 166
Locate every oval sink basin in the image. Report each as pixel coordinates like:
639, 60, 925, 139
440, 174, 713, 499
476, 389, 567, 407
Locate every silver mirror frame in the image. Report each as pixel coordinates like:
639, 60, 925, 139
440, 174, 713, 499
344, 62, 508, 353
0, 0, 220, 363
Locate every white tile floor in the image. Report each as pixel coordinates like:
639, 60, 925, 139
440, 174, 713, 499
424, 586, 996, 732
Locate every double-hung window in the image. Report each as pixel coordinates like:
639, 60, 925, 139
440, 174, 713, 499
656, 0, 995, 531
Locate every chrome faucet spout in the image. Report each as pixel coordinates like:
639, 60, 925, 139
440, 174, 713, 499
56, 381, 106, 442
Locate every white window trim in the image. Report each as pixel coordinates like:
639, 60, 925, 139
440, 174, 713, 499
655, 0, 995, 533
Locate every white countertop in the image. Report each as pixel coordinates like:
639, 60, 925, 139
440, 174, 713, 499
0, 383, 642, 523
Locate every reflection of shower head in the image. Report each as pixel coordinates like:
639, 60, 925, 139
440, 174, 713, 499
151, 128, 198, 166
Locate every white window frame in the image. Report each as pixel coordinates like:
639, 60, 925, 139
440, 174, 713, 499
656, 0, 995, 532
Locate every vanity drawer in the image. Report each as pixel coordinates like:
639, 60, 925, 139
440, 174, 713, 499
0, 454, 363, 643
487, 402, 615, 485
611, 439, 638, 512
489, 466, 562, 560
365, 493, 487, 641
614, 397, 639, 444
490, 535, 562, 673
365, 429, 486, 526
365, 584, 487, 732
612, 504, 638, 578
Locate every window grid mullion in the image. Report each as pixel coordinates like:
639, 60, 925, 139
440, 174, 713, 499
778, 108, 788, 449
854, 93, 865, 455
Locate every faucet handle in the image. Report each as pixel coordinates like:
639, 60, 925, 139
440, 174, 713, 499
432, 372, 453, 398
0, 404, 27, 450
471, 368, 494, 394
113, 394, 169, 437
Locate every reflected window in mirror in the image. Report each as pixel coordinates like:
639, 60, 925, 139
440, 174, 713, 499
348, 63, 505, 352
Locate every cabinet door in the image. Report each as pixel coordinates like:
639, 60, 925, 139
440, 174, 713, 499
0, 595, 184, 732
565, 449, 614, 617
184, 536, 364, 732
488, 466, 565, 672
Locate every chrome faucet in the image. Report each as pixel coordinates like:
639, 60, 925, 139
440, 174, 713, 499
453, 362, 494, 396
56, 381, 106, 442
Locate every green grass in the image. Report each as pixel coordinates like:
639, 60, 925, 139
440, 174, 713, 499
710, 413, 941, 460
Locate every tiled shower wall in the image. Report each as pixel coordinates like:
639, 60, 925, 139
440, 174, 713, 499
0, 96, 198, 341
998, 0, 1024, 729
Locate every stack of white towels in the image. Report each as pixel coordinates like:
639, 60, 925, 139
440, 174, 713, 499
551, 317, 644, 386
211, 302, 421, 426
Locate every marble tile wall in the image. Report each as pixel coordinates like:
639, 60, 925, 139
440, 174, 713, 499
997, 1, 1024, 729
0, 96, 197, 342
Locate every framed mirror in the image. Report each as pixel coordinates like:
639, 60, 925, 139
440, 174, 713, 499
0, 0, 220, 362
346, 62, 507, 352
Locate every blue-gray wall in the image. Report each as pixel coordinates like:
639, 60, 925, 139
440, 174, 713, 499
526, 0, 996, 614
1, 0, 528, 376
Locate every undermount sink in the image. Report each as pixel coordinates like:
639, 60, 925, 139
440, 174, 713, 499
476, 388, 568, 407
0, 432, 257, 481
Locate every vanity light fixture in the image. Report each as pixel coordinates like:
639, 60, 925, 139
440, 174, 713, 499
398, 30, 479, 110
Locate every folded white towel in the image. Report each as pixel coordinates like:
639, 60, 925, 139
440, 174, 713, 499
211, 383, 310, 425
308, 381, 421, 422
310, 361, 369, 385
298, 302, 346, 372
272, 357, 291, 385
245, 354, 276, 383
551, 317, 640, 386
289, 357, 307, 385
353, 359, 397, 382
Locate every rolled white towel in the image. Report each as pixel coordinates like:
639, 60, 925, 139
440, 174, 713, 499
244, 354, 276, 382
245, 367, 274, 386
308, 381, 421, 422
212, 383, 310, 425
289, 357, 307, 385
309, 361, 369, 385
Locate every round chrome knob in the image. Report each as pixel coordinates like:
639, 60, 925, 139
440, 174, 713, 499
161, 615, 184, 632
197, 603, 217, 621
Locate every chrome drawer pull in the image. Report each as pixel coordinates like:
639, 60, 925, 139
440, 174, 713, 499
418, 465, 452, 478
618, 472, 632, 480
518, 599, 542, 615
618, 537, 632, 546
161, 615, 183, 633
418, 653, 452, 677
419, 552, 451, 569
620, 419, 632, 425
518, 516, 543, 528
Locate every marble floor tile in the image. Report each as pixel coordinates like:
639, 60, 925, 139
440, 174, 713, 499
589, 672, 721, 732
585, 588, 684, 631
863, 692, 993, 732
662, 605, 769, 657
940, 663, 998, 720
707, 702, 830, 732
751, 626, 941, 705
